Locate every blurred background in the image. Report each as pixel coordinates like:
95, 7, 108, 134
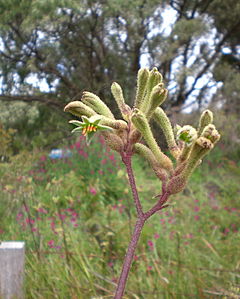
0, 0, 239, 155
0, 1, 239, 298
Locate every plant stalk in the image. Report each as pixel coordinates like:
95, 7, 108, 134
114, 217, 145, 299
115, 152, 169, 298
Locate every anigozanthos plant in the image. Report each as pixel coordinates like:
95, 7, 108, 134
64, 67, 220, 299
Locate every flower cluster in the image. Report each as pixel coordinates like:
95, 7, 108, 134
64, 67, 220, 196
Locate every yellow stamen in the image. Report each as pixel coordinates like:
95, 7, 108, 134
82, 127, 87, 136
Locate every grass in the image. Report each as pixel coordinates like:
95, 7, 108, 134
0, 135, 240, 298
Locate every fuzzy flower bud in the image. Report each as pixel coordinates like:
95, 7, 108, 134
198, 110, 213, 136
134, 143, 168, 181
100, 117, 128, 131
168, 136, 214, 194
153, 107, 180, 158
140, 67, 163, 113
102, 131, 124, 153
179, 137, 214, 180
146, 84, 167, 119
111, 82, 131, 121
166, 175, 187, 194
201, 124, 220, 144
176, 125, 197, 146
129, 129, 142, 145
134, 68, 150, 109
82, 91, 114, 119
64, 101, 96, 118
131, 109, 173, 171
147, 67, 163, 91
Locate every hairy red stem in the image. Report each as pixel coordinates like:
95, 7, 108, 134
114, 217, 145, 299
115, 152, 169, 298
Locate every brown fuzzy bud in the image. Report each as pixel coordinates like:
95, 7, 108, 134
129, 129, 142, 145
64, 101, 96, 118
201, 124, 220, 144
102, 132, 124, 153
166, 175, 187, 194
196, 136, 214, 150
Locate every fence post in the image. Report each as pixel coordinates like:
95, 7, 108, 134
0, 242, 25, 299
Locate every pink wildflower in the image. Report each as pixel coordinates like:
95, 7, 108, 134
194, 206, 200, 212
38, 208, 48, 214
147, 240, 154, 251
101, 158, 107, 165
40, 155, 46, 162
89, 187, 97, 195
160, 218, 165, 225
48, 240, 54, 248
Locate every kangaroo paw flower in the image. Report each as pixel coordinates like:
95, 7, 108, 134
69, 115, 113, 145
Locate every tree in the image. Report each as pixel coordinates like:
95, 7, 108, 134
0, 0, 239, 144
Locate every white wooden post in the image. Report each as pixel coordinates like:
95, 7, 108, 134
0, 242, 25, 299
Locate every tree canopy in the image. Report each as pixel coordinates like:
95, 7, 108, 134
0, 0, 239, 147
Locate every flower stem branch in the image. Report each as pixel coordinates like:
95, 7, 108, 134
115, 152, 170, 298
122, 153, 144, 217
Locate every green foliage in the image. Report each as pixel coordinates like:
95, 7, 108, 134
0, 123, 15, 159
0, 145, 239, 298
0, 100, 69, 151
172, 18, 207, 43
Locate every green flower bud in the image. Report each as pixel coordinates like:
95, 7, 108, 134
111, 82, 131, 121
100, 117, 128, 131
134, 143, 168, 181
146, 84, 167, 119
176, 125, 197, 146
140, 67, 163, 113
134, 68, 150, 109
178, 145, 192, 163
198, 110, 213, 136
153, 107, 180, 158
168, 135, 215, 194
64, 101, 96, 118
82, 91, 115, 119
180, 137, 214, 179
131, 109, 173, 171
147, 67, 163, 91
